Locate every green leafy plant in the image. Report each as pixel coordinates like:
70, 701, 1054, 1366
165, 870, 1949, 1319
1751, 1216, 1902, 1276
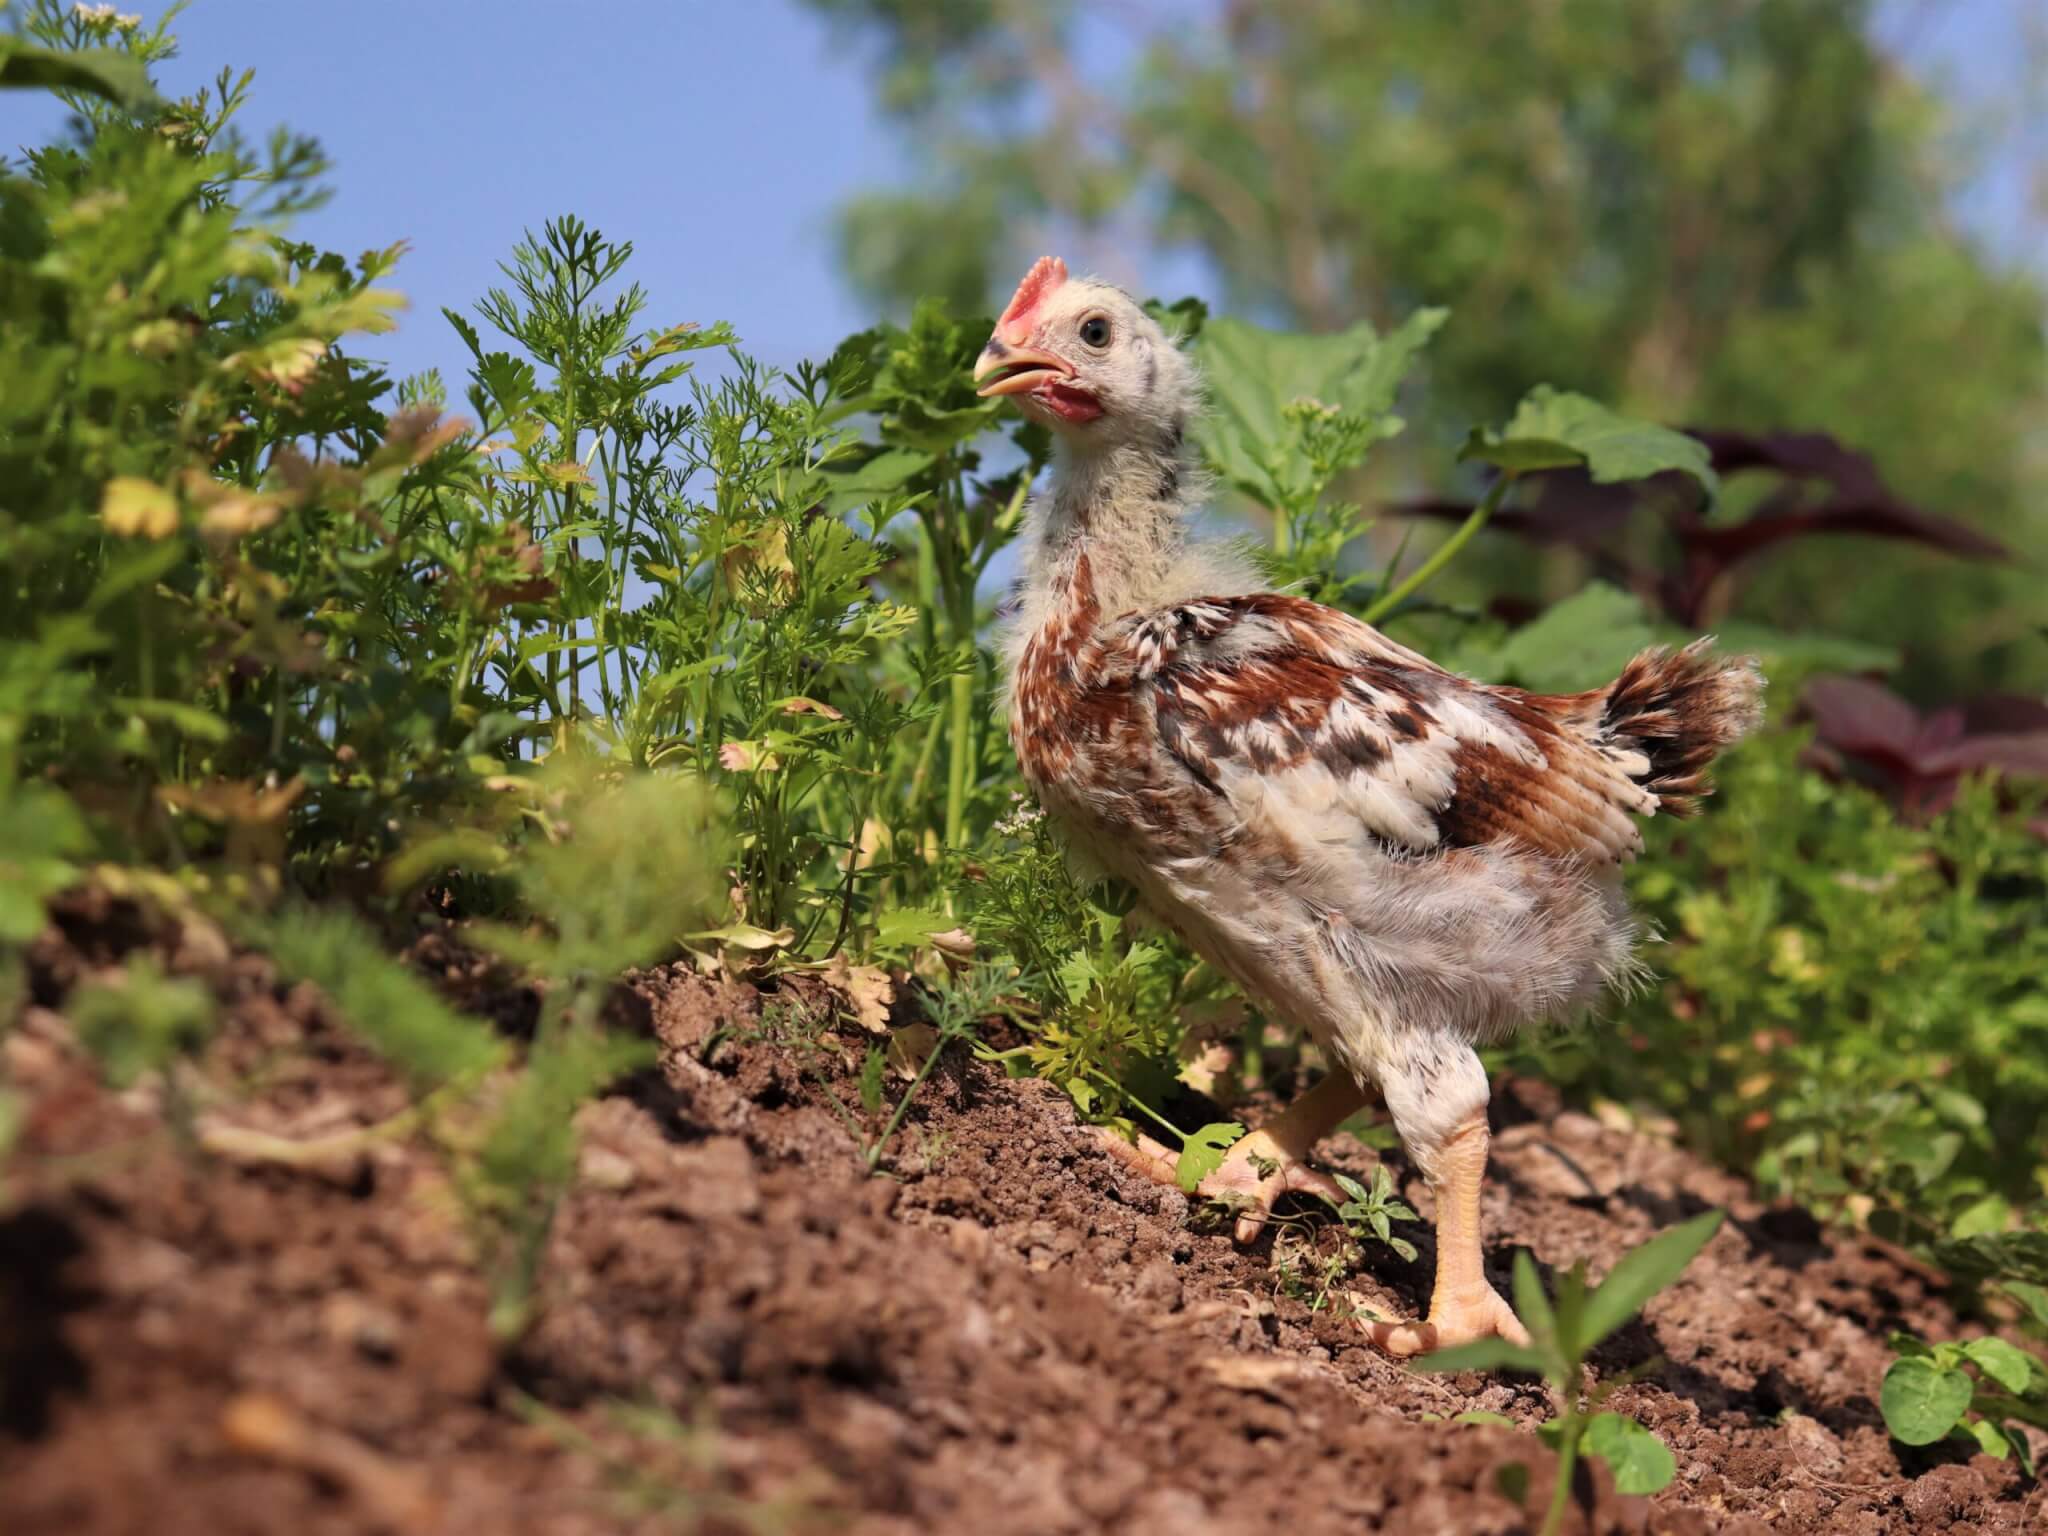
1881, 1332, 2047, 1475
1423, 1211, 1724, 1535
517, 1394, 828, 1533
66, 954, 216, 1094
1332, 1164, 1421, 1263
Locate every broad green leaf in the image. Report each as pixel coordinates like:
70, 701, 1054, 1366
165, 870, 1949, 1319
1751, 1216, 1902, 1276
1949, 1195, 2010, 1241
1418, 1337, 1545, 1375
1461, 385, 1717, 496
1709, 621, 1895, 677
1933, 1231, 2048, 1287
2003, 1281, 2048, 1333
0, 39, 160, 110
1487, 582, 1660, 693
1965, 1418, 2010, 1459
1577, 1210, 1724, 1350
821, 447, 934, 517
1963, 1337, 2038, 1395
1494, 1461, 1530, 1506
1176, 1120, 1246, 1193
1511, 1249, 1557, 1353
1193, 308, 1445, 506
874, 906, 954, 953
2003, 1422, 2038, 1479
1581, 1412, 1678, 1494
1880, 1355, 1975, 1445
1453, 1409, 1518, 1428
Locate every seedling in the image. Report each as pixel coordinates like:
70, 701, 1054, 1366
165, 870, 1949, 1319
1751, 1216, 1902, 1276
1881, 1329, 2047, 1476
1331, 1164, 1421, 1262
516, 1393, 828, 1532
1422, 1210, 1724, 1536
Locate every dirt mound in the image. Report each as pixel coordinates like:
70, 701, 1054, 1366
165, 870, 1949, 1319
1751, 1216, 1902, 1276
2, 911, 2041, 1534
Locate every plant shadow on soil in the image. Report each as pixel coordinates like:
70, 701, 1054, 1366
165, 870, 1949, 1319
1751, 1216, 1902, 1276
2, 900, 2043, 1535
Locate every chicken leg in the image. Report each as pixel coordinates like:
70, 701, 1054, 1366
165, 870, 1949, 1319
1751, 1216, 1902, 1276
1097, 1069, 1370, 1241
1364, 1112, 1530, 1356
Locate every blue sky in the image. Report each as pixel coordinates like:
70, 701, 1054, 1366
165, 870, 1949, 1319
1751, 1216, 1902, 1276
2, 0, 2038, 397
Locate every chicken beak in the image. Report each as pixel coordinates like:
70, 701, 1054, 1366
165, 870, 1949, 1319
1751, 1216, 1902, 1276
974, 343, 1076, 397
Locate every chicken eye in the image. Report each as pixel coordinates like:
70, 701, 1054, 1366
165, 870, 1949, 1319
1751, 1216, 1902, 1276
1078, 315, 1111, 348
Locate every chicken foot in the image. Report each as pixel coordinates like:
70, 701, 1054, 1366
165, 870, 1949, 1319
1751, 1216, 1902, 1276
1095, 1069, 1370, 1242
1363, 1112, 1530, 1356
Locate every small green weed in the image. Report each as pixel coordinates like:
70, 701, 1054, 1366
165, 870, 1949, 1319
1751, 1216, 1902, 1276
1423, 1211, 1724, 1536
517, 1393, 829, 1533
1880, 1330, 2047, 1475
1332, 1164, 1421, 1263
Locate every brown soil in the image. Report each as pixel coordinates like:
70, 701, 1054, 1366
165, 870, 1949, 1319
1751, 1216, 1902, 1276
3, 896, 2042, 1535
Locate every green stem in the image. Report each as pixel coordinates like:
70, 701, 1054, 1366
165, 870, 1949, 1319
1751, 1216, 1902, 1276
1360, 471, 1514, 625
1540, 1410, 1580, 1536
943, 668, 972, 852
866, 1018, 967, 1174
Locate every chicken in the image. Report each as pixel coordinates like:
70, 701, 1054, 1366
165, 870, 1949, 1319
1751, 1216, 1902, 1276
974, 256, 1763, 1354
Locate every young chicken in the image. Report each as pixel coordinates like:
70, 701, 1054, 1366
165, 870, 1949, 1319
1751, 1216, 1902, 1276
975, 257, 1762, 1353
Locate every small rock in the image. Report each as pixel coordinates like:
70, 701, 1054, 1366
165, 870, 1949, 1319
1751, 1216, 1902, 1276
666, 1137, 761, 1221
577, 1143, 638, 1192
1124, 1487, 1224, 1536
1131, 1256, 1183, 1311
946, 1218, 991, 1262
1902, 1463, 1985, 1526
404, 1295, 495, 1399
321, 1293, 401, 1361
1780, 1411, 1844, 1475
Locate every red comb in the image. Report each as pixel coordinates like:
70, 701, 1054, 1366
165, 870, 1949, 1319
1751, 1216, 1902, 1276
998, 255, 1068, 345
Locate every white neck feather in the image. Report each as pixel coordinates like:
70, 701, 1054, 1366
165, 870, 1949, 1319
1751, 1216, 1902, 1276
1002, 435, 1262, 672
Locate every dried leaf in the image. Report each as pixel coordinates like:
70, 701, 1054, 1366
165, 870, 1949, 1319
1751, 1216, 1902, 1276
1197, 1354, 1327, 1399
820, 953, 895, 1034
778, 696, 845, 721
100, 476, 178, 539
887, 1022, 939, 1080
926, 927, 976, 959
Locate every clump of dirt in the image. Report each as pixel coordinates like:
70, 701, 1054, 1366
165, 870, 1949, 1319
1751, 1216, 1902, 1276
3, 901, 2042, 1534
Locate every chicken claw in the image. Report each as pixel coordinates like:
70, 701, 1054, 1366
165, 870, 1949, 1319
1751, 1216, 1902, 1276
1094, 1070, 1370, 1242
1364, 1283, 1530, 1357
1096, 1124, 1351, 1242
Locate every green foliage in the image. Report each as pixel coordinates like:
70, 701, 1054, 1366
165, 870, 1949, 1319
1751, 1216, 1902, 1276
66, 954, 215, 1090
1425, 1211, 1723, 1532
1880, 1332, 2046, 1474
517, 1394, 828, 1533
1452, 581, 1894, 696
1460, 385, 1717, 496
1175, 1120, 1245, 1193
1330, 1165, 1421, 1263
1195, 308, 1445, 515
464, 1023, 652, 1339
259, 906, 504, 1091
1515, 735, 2048, 1279
0, 782, 91, 942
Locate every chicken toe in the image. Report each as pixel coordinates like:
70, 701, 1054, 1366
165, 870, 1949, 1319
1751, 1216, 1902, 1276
1365, 1282, 1529, 1357
1093, 1069, 1370, 1242
1094, 1125, 1350, 1239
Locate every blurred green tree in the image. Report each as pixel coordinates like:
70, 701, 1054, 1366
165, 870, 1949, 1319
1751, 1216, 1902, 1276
804, 0, 2047, 696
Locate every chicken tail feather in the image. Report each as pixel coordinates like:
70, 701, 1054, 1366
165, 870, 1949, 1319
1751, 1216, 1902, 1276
1596, 639, 1764, 815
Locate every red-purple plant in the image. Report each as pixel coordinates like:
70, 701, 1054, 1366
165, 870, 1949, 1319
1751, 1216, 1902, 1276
1398, 427, 2007, 627
1798, 674, 2048, 824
